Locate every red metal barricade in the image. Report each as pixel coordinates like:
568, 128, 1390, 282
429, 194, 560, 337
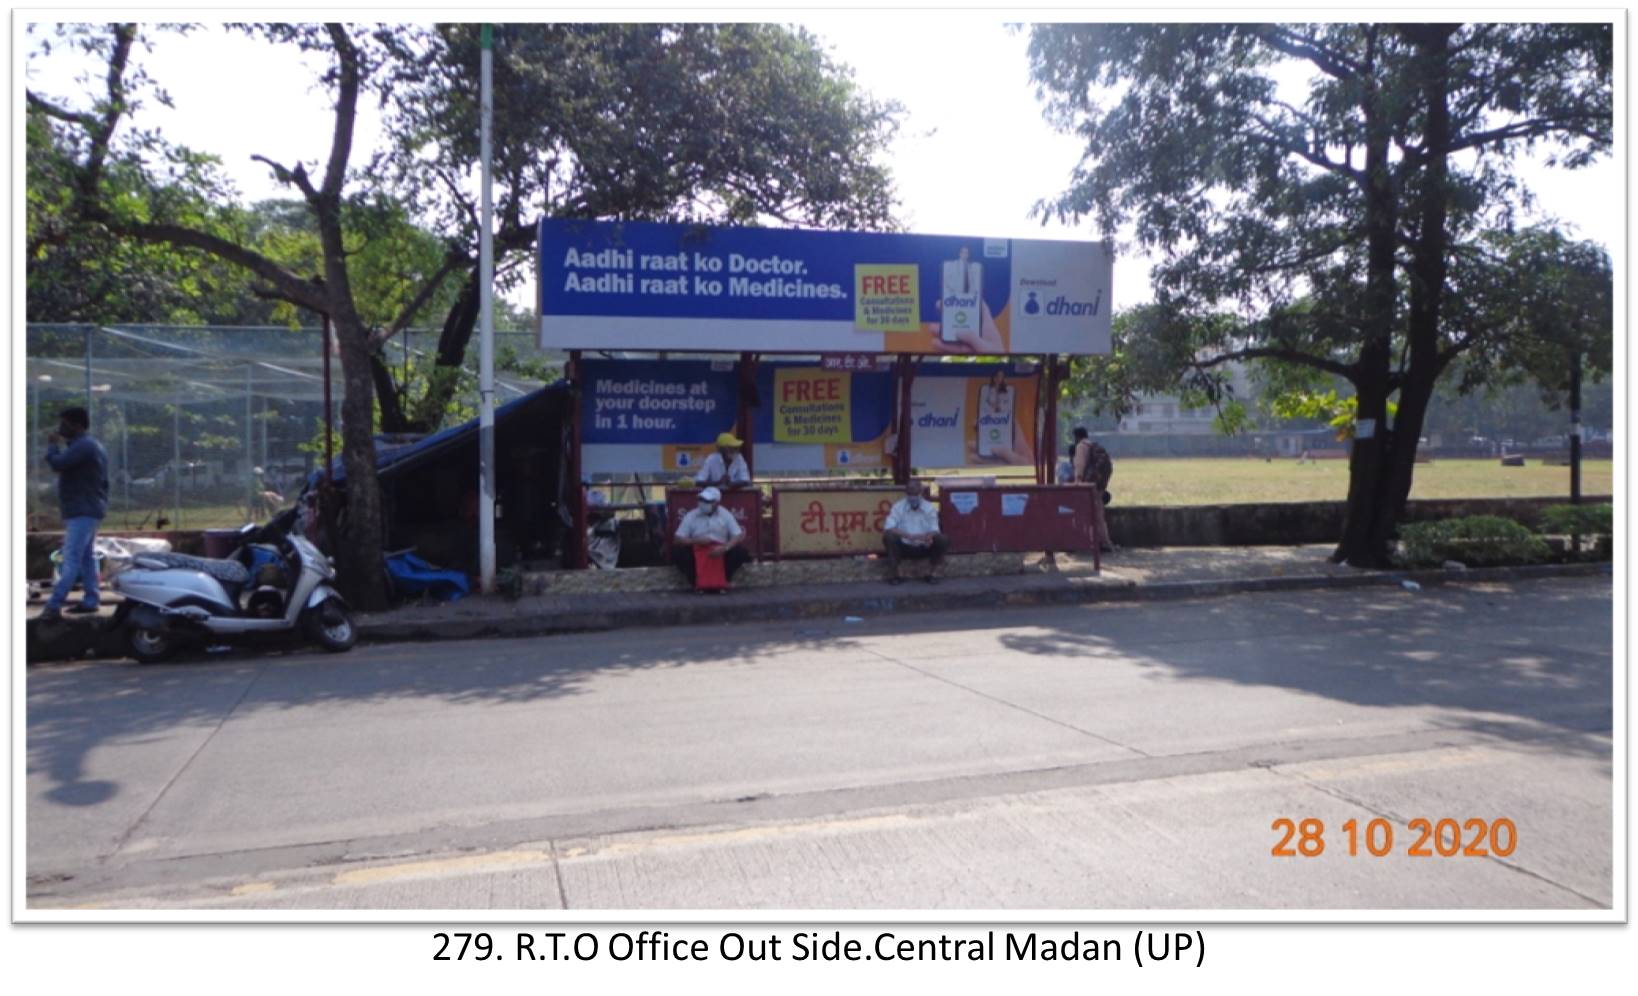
938, 484, 1096, 554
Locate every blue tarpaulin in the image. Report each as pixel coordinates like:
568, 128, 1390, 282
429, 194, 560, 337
385, 552, 470, 603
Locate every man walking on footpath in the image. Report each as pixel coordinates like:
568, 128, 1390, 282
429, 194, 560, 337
1071, 426, 1116, 555
882, 479, 948, 584
40, 406, 109, 622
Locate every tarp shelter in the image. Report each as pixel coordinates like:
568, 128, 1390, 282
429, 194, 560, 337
316, 383, 573, 574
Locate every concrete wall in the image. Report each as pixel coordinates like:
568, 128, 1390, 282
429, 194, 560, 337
26, 530, 207, 581
1106, 496, 1612, 548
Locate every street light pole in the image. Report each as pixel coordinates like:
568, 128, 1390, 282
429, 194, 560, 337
477, 22, 497, 592
1569, 348, 1582, 505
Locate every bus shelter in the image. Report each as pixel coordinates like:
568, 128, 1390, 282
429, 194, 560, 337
538, 218, 1113, 569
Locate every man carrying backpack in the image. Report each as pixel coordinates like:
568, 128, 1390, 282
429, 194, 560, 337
1071, 427, 1116, 555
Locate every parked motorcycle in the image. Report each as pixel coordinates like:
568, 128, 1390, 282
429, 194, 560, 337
108, 507, 356, 663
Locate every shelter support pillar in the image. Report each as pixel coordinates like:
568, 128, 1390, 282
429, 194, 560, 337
893, 355, 917, 485
737, 352, 758, 476
1039, 354, 1061, 485
568, 350, 588, 569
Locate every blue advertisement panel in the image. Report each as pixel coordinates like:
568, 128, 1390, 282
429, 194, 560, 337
753, 362, 895, 472
579, 358, 1041, 476
580, 359, 739, 476
539, 218, 1112, 356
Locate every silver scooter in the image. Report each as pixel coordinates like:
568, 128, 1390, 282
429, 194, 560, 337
108, 509, 356, 663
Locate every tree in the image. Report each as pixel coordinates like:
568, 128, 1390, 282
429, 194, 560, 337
28, 22, 414, 608
1028, 23, 1611, 565
371, 23, 903, 430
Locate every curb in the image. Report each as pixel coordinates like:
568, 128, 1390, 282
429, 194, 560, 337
354, 561, 1613, 645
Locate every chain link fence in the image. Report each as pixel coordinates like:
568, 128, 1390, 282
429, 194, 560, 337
25, 324, 554, 532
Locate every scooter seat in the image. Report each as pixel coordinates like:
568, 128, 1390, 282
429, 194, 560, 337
134, 552, 251, 586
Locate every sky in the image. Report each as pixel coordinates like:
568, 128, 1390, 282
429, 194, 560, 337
19, 16, 1621, 319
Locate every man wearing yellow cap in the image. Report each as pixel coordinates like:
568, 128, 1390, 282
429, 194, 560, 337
698, 431, 751, 488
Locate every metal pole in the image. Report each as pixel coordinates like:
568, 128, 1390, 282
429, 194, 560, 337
173, 382, 182, 529
30, 382, 39, 520
84, 326, 93, 407
737, 352, 756, 477
1569, 348, 1582, 505
245, 362, 255, 518
121, 401, 130, 514
477, 22, 497, 592
895, 355, 917, 485
568, 350, 587, 570
322, 314, 334, 484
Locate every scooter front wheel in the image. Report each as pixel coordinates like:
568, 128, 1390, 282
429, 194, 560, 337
304, 600, 357, 653
127, 624, 177, 664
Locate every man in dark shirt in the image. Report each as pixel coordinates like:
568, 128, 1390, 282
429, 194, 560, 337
40, 406, 109, 621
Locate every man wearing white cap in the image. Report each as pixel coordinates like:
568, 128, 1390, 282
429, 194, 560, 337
697, 431, 751, 488
671, 486, 750, 587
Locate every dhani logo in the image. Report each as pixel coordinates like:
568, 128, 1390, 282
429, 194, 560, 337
917, 410, 959, 428
1043, 290, 1103, 317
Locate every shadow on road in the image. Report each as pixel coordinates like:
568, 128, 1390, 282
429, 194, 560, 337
25, 577, 1613, 815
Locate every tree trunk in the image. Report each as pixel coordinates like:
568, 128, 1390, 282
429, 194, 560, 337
329, 310, 390, 610
1371, 370, 1437, 554
1334, 27, 1400, 568
1363, 26, 1457, 563
407, 267, 482, 429
371, 352, 416, 434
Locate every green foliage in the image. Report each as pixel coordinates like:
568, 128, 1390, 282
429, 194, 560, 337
1061, 305, 1238, 416
1269, 391, 1399, 441
387, 24, 902, 239
1537, 503, 1612, 537
297, 417, 343, 464
1443, 228, 1614, 402
1396, 516, 1552, 568
1027, 31, 1610, 415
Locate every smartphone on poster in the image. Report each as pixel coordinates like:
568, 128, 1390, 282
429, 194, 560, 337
940, 248, 983, 344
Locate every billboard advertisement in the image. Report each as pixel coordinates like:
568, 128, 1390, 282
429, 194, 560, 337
908, 364, 1040, 470
752, 363, 896, 473
540, 218, 1111, 355
580, 359, 1039, 475
580, 358, 739, 476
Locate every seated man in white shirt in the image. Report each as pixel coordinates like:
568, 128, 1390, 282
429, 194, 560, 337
882, 479, 948, 584
671, 486, 750, 587
697, 432, 751, 488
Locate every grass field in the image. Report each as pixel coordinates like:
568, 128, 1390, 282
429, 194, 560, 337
945, 457, 1612, 507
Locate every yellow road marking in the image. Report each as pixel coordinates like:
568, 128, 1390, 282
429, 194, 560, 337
560, 813, 918, 862
331, 849, 552, 886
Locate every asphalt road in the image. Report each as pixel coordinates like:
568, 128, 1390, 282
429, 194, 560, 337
25, 575, 1614, 912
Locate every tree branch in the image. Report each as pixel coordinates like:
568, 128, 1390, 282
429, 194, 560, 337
1445, 115, 1608, 155
25, 91, 98, 130
251, 154, 318, 200
371, 249, 472, 348
1194, 346, 1356, 381
1255, 26, 1361, 80
321, 23, 360, 201
1247, 113, 1365, 182
103, 215, 327, 312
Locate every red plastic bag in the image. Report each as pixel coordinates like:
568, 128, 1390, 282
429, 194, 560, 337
693, 546, 729, 591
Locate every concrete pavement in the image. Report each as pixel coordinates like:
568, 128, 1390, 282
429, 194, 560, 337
24, 575, 1614, 912
26, 544, 1611, 663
